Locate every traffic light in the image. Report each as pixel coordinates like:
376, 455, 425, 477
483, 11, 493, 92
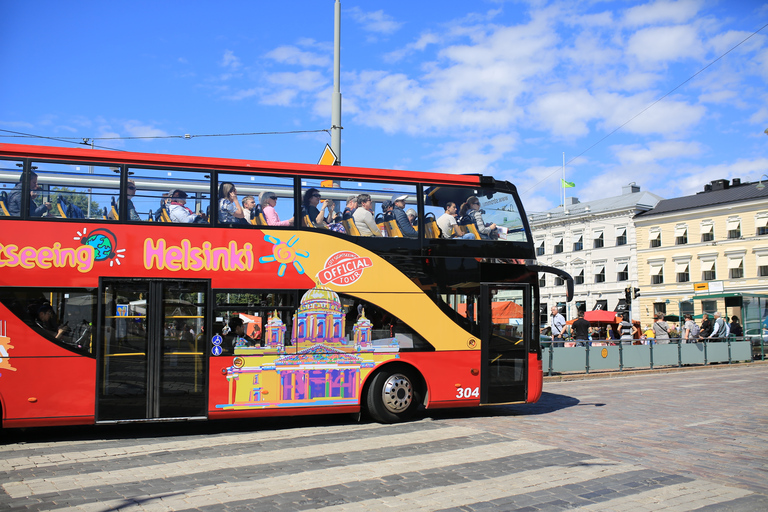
625, 287, 632, 305
633, 287, 641, 299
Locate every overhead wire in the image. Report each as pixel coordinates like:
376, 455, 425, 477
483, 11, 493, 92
0, 128, 331, 143
522, 20, 768, 196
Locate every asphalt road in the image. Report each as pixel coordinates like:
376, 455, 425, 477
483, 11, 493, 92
1, 363, 766, 511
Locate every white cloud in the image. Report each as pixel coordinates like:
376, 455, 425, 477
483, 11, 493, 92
348, 7, 403, 35
265, 45, 331, 68
221, 49, 241, 70
123, 121, 169, 139
610, 140, 705, 164
428, 134, 518, 175
626, 25, 703, 64
623, 0, 704, 27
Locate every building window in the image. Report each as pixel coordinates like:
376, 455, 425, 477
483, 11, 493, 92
701, 300, 717, 315
554, 237, 563, 254
554, 275, 564, 286
680, 301, 694, 317
595, 267, 605, 283
573, 235, 583, 252
701, 223, 714, 242
727, 218, 741, 239
593, 232, 604, 248
674, 225, 687, 245
593, 300, 608, 311
728, 258, 744, 279
650, 263, 663, 285
651, 272, 664, 284
654, 303, 666, 315
536, 241, 545, 256
676, 264, 690, 283
574, 269, 584, 285
539, 304, 548, 326
616, 228, 627, 246
616, 262, 628, 282
759, 264, 768, 277
649, 230, 661, 247
539, 274, 546, 287
575, 301, 586, 314
757, 215, 768, 236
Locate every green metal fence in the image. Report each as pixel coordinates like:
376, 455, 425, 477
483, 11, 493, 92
541, 336, 763, 375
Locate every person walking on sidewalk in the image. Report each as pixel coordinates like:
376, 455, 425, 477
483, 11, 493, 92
652, 313, 670, 344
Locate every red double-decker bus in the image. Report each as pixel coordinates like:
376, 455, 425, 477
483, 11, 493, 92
0, 143, 571, 427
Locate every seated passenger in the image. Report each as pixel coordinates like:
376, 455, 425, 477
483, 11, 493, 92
303, 188, 335, 228
111, 179, 141, 221
406, 208, 417, 226
8, 171, 52, 217
242, 195, 256, 223
35, 304, 69, 340
437, 202, 475, 239
391, 194, 417, 238
461, 195, 496, 239
352, 193, 382, 237
168, 189, 207, 223
218, 182, 245, 223
227, 316, 262, 348
260, 191, 293, 226
343, 195, 357, 217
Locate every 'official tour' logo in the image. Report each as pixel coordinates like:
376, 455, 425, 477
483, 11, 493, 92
317, 251, 372, 286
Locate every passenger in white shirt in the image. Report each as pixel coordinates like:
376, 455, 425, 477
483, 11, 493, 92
437, 202, 474, 239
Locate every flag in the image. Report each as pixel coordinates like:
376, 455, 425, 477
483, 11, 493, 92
561, 179, 575, 188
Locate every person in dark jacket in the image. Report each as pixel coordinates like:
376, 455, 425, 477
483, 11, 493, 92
391, 194, 417, 238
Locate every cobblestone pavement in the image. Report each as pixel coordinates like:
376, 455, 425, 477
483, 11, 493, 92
1, 364, 766, 511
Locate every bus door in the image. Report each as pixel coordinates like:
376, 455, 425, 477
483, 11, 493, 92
479, 283, 531, 404
97, 279, 208, 422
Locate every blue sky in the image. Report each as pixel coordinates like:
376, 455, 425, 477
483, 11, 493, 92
2, 0, 768, 213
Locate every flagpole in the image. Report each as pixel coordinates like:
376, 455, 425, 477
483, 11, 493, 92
562, 152, 566, 214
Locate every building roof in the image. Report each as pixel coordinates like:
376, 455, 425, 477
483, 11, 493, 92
529, 189, 663, 224
636, 180, 768, 218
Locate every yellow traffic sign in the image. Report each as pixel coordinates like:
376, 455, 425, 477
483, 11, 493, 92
318, 144, 338, 166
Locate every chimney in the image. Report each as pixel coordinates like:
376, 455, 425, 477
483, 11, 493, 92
564, 197, 580, 205
622, 182, 640, 195
732, 178, 741, 186
710, 179, 729, 191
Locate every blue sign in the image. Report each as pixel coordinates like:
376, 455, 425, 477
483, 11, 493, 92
211, 345, 223, 356
212, 334, 223, 346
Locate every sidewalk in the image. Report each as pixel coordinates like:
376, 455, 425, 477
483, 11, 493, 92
543, 358, 768, 382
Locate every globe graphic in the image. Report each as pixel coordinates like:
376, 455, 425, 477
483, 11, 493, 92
84, 233, 113, 261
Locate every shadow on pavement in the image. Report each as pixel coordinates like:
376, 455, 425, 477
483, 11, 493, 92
424, 391, 588, 421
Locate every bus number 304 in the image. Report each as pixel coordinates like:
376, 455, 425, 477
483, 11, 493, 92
456, 387, 480, 399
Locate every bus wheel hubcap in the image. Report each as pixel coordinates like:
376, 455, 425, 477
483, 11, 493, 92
381, 374, 412, 413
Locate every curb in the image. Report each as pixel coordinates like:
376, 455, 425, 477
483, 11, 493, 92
543, 359, 768, 383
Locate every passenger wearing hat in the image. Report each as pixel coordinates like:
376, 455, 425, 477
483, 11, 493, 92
391, 194, 417, 238
381, 200, 394, 215
168, 189, 206, 223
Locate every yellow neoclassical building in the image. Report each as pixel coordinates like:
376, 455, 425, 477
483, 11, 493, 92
634, 178, 768, 334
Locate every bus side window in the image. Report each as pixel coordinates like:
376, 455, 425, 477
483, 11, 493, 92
218, 173, 294, 228
128, 166, 210, 224
30, 161, 120, 221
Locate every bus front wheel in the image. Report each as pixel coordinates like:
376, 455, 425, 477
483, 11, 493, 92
366, 368, 418, 423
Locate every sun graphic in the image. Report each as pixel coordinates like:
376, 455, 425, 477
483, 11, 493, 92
258, 234, 309, 277
73, 228, 126, 267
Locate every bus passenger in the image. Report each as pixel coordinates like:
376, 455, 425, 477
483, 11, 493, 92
438, 202, 475, 239
405, 208, 417, 226
463, 195, 497, 239
218, 182, 244, 223
303, 188, 335, 228
260, 191, 293, 226
381, 200, 394, 217
168, 189, 206, 223
111, 179, 141, 221
352, 193, 382, 236
242, 195, 256, 223
391, 194, 417, 238
35, 304, 69, 340
228, 316, 261, 348
343, 195, 357, 217
8, 171, 52, 217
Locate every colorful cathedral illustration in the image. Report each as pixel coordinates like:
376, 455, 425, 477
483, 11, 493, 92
217, 284, 400, 411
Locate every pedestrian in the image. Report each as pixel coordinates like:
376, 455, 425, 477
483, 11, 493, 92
571, 310, 591, 347
619, 313, 637, 344
542, 306, 566, 347
699, 313, 712, 339
682, 313, 698, 343
708, 311, 729, 340
729, 316, 743, 337
652, 313, 670, 344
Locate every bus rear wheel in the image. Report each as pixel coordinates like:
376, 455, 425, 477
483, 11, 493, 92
366, 368, 418, 423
